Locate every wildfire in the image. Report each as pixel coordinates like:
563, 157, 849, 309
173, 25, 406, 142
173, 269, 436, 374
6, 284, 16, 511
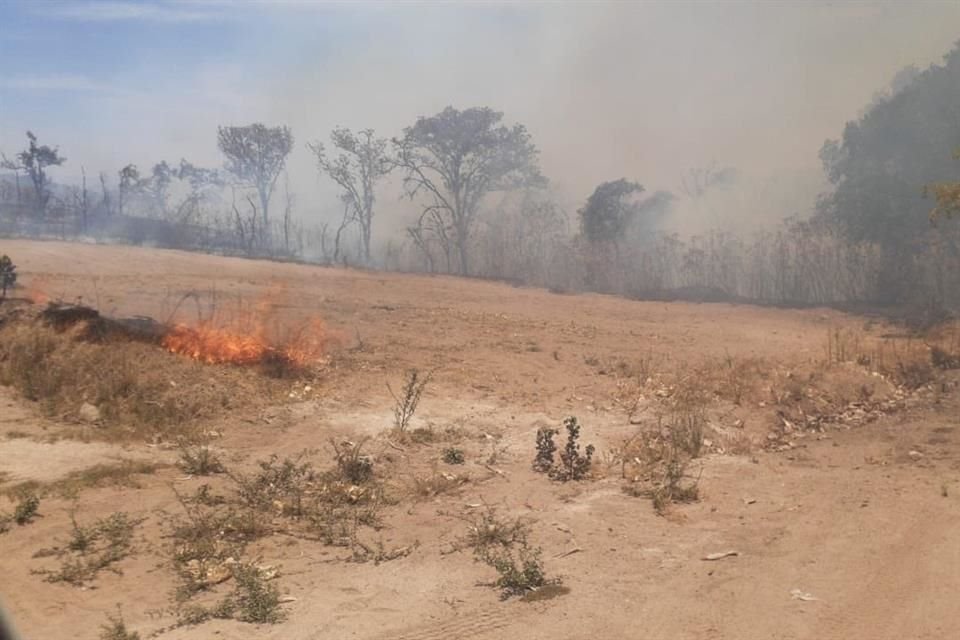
163, 324, 271, 365
162, 317, 334, 368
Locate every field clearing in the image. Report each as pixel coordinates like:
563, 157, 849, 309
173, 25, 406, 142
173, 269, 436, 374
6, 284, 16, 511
1, 239, 960, 640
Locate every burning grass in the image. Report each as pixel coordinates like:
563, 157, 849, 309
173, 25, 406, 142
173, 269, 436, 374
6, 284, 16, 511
160, 289, 339, 376
0, 303, 293, 440
161, 317, 332, 375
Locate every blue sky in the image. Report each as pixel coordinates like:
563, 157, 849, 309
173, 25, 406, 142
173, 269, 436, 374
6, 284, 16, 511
2, 1, 959, 229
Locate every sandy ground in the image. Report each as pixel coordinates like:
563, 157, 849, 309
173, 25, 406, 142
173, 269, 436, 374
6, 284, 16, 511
1, 239, 959, 640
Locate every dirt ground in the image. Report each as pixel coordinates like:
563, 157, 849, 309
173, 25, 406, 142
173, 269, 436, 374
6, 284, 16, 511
1, 238, 959, 640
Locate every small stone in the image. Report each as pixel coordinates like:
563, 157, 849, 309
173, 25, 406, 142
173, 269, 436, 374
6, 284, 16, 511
78, 402, 101, 424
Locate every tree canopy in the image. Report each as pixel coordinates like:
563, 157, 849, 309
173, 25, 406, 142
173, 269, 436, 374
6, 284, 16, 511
579, 179, 673, 244
309, 127, 393, 264
217, 123, 293, 226
816, 43, 960, 249
395, 106, 545, 275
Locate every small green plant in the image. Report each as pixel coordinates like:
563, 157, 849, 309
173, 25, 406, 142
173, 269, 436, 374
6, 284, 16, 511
175, 562, 286, 626
99, 607, 140, 640
455, 505, 556, 599
538, 417, 594, 481
460, 505, 530, 551
650, 455, 701, 515
233, 451, 316, 516
553, 416, 595, 481
480, 542, 551, 599
14, 493, 40, 525
228, 562, 285, 624
442, 447, 465, 465
0, 255, 16, 302
387, 368, 431, 432
177, 444, 225, 476
37, 512, 141, 585
532, 426, 557, 473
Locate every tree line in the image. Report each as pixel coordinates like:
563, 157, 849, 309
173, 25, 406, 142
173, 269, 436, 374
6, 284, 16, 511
2, 41, 960, 316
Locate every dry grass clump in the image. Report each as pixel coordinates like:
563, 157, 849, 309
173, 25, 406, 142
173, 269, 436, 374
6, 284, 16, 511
387, 368, 431, 434
823, 323, 960, 390
410, 469, 470, 499
622, 381, 707, 514
4, 460, 159, 500
456, 504, 531, 551
170, 447, 395, 625
99, 608, 141, 640
0, 308, 277, 440
178, 444, 226, 476
442, 447, 466, 465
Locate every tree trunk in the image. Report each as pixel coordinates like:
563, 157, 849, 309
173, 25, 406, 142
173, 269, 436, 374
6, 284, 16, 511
455, 219, 470, 276
258, 187, 270, 230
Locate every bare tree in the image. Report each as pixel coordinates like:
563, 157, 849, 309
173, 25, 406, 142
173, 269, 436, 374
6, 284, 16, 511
678, 164, 737, 200
118, 164, 140, 216
0, 153, 23, 206
99, 172, 112, 216
395, 106, 545, 275
12, 131, 66, 215
217, 123, 293, 228
76, 167, 89, 232
308, 127, 393, 264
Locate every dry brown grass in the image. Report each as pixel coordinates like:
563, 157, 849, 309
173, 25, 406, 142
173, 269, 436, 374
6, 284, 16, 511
410, 469, 470, 499
0, 308, 283, 441
3, 460, 160, 499
620, 376, 708, 514
822, 323, 960, 390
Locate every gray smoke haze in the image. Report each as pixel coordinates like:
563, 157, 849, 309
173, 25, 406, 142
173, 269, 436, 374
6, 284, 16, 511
3, 1, 959, 240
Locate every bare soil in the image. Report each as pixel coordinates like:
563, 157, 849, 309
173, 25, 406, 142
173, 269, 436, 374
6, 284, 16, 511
1, 238, 959, 640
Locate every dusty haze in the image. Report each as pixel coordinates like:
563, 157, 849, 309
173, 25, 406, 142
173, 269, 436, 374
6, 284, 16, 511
2, 1, 959, 233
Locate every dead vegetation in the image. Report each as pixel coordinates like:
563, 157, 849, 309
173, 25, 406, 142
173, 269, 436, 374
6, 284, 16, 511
99, 608, 141, 640
3, 460, 159, 500
410, 469, 470, 499
0, 302, 306, 441
168, 446, 394, 626
177, 443, 226, 476
621, 379, 707, 514
388, 368, 431, 433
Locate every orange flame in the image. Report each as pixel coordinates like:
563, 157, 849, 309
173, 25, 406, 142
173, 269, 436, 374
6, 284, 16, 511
26, 289, 50, 305
162, 323, 273, 365
162, 315, 334, 368
22, 276, 50, 305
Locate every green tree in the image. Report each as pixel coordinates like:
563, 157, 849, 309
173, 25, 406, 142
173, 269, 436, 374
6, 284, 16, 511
0, 255, 16, 301
928, 149, 960, 221
816, 43, 960, 249
579, 179, 672, 244
12, 131, 66, 214
308, 128, 393, 264
217, 124, 293, 227
395, 107, 545, 275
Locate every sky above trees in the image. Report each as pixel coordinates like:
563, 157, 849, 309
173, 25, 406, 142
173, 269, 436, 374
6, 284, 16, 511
2, 0, 959, 225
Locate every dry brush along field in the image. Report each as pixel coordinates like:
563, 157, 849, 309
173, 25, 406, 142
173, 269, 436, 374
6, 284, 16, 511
1, 239, 960, 640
